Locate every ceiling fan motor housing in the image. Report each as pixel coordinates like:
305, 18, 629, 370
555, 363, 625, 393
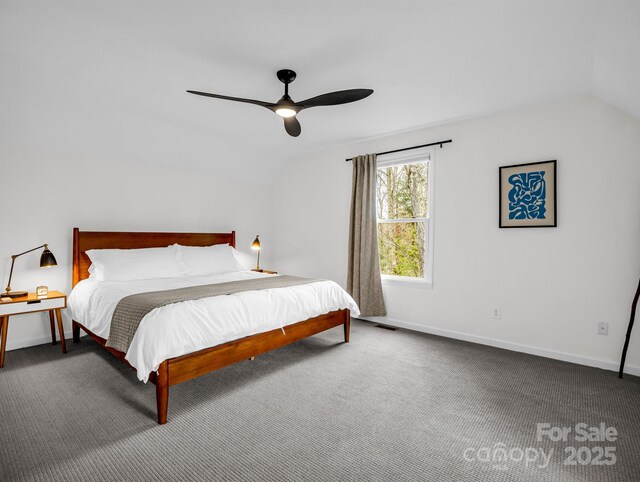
277, 69, 297, 84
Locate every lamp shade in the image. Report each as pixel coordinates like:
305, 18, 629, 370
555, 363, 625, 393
251, 235, 261, 251
40, 246, 57, 268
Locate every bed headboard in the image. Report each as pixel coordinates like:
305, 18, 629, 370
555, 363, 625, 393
72, 228, 236, 287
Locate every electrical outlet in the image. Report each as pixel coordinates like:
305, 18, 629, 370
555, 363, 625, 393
598, 322, 609, 336
491, 306, 502, 320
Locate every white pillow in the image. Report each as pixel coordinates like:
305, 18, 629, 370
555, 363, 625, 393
176, 244, 245, 276
87, 245, 182, 281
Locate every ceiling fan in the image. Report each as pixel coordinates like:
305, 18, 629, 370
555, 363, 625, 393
187, 69, 373, 137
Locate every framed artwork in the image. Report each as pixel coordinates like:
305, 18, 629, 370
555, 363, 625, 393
499, 160, 557, 228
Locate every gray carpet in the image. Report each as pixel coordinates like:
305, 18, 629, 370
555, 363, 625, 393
1, 320, 639, 482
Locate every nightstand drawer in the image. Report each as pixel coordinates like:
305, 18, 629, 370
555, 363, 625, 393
0, 297, 66, 316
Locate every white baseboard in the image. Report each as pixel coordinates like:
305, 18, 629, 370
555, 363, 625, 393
5, 329, 77, 352
8, 317, 640, 378
358, 316, 640, 377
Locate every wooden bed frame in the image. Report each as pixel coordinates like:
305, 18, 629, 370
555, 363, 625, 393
71, 228, 350, 424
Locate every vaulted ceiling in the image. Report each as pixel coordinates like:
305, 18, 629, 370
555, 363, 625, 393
1, 1, 638, 183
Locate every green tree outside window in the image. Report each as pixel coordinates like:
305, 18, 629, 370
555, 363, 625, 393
377, 162, 428, 278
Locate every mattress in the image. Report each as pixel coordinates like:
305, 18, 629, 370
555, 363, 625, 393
68, 270, 359, 382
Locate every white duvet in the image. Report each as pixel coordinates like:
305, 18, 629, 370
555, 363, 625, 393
68, 271, 359, 382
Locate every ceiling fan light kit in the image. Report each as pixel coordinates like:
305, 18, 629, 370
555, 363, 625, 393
275, 106, 296, 118
187, 69, 373, 137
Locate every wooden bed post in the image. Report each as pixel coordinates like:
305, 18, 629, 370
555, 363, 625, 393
344, 310, 350, 343
156, 361, 169, 424
72, 227, 80, 288
72, 320, 80, 343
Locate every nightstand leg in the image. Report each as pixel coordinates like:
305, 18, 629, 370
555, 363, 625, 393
0, 316, 8, 368
49, 311, 57, 345
55, 309, 67, 354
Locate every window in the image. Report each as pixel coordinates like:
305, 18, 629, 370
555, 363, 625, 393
376, 147, 434, 285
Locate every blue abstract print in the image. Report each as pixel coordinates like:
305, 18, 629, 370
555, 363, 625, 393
507, 171, 546, 220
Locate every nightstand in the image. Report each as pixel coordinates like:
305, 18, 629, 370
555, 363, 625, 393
252, 269, 278, 274
0, 291, 67, 368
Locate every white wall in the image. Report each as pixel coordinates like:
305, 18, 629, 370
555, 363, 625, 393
0, 152, 272, 350
1, 2, 277, 351
272, 96, 640, 373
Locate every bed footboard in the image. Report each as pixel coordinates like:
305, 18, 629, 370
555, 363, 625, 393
155, 309, 349, 424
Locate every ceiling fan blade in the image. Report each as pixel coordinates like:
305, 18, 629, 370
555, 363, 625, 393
186, 90, 274, 109
284, 116, 301, 137
296, 89, 373, 110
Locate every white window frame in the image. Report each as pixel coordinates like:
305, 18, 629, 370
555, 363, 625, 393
376, 146, 435, 288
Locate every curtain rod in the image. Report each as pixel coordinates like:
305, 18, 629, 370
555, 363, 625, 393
345, 139, 452, 162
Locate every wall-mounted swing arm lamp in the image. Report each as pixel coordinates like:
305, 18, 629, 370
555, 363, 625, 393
2, 244, 57, 298
251, 235, 261, 272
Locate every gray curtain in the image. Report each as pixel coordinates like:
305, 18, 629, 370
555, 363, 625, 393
347, 154, 386, 316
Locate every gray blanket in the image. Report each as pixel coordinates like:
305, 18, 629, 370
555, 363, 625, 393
105, 275, 321, 353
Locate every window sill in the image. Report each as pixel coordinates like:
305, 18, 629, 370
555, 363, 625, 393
381, 276, 433, 289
